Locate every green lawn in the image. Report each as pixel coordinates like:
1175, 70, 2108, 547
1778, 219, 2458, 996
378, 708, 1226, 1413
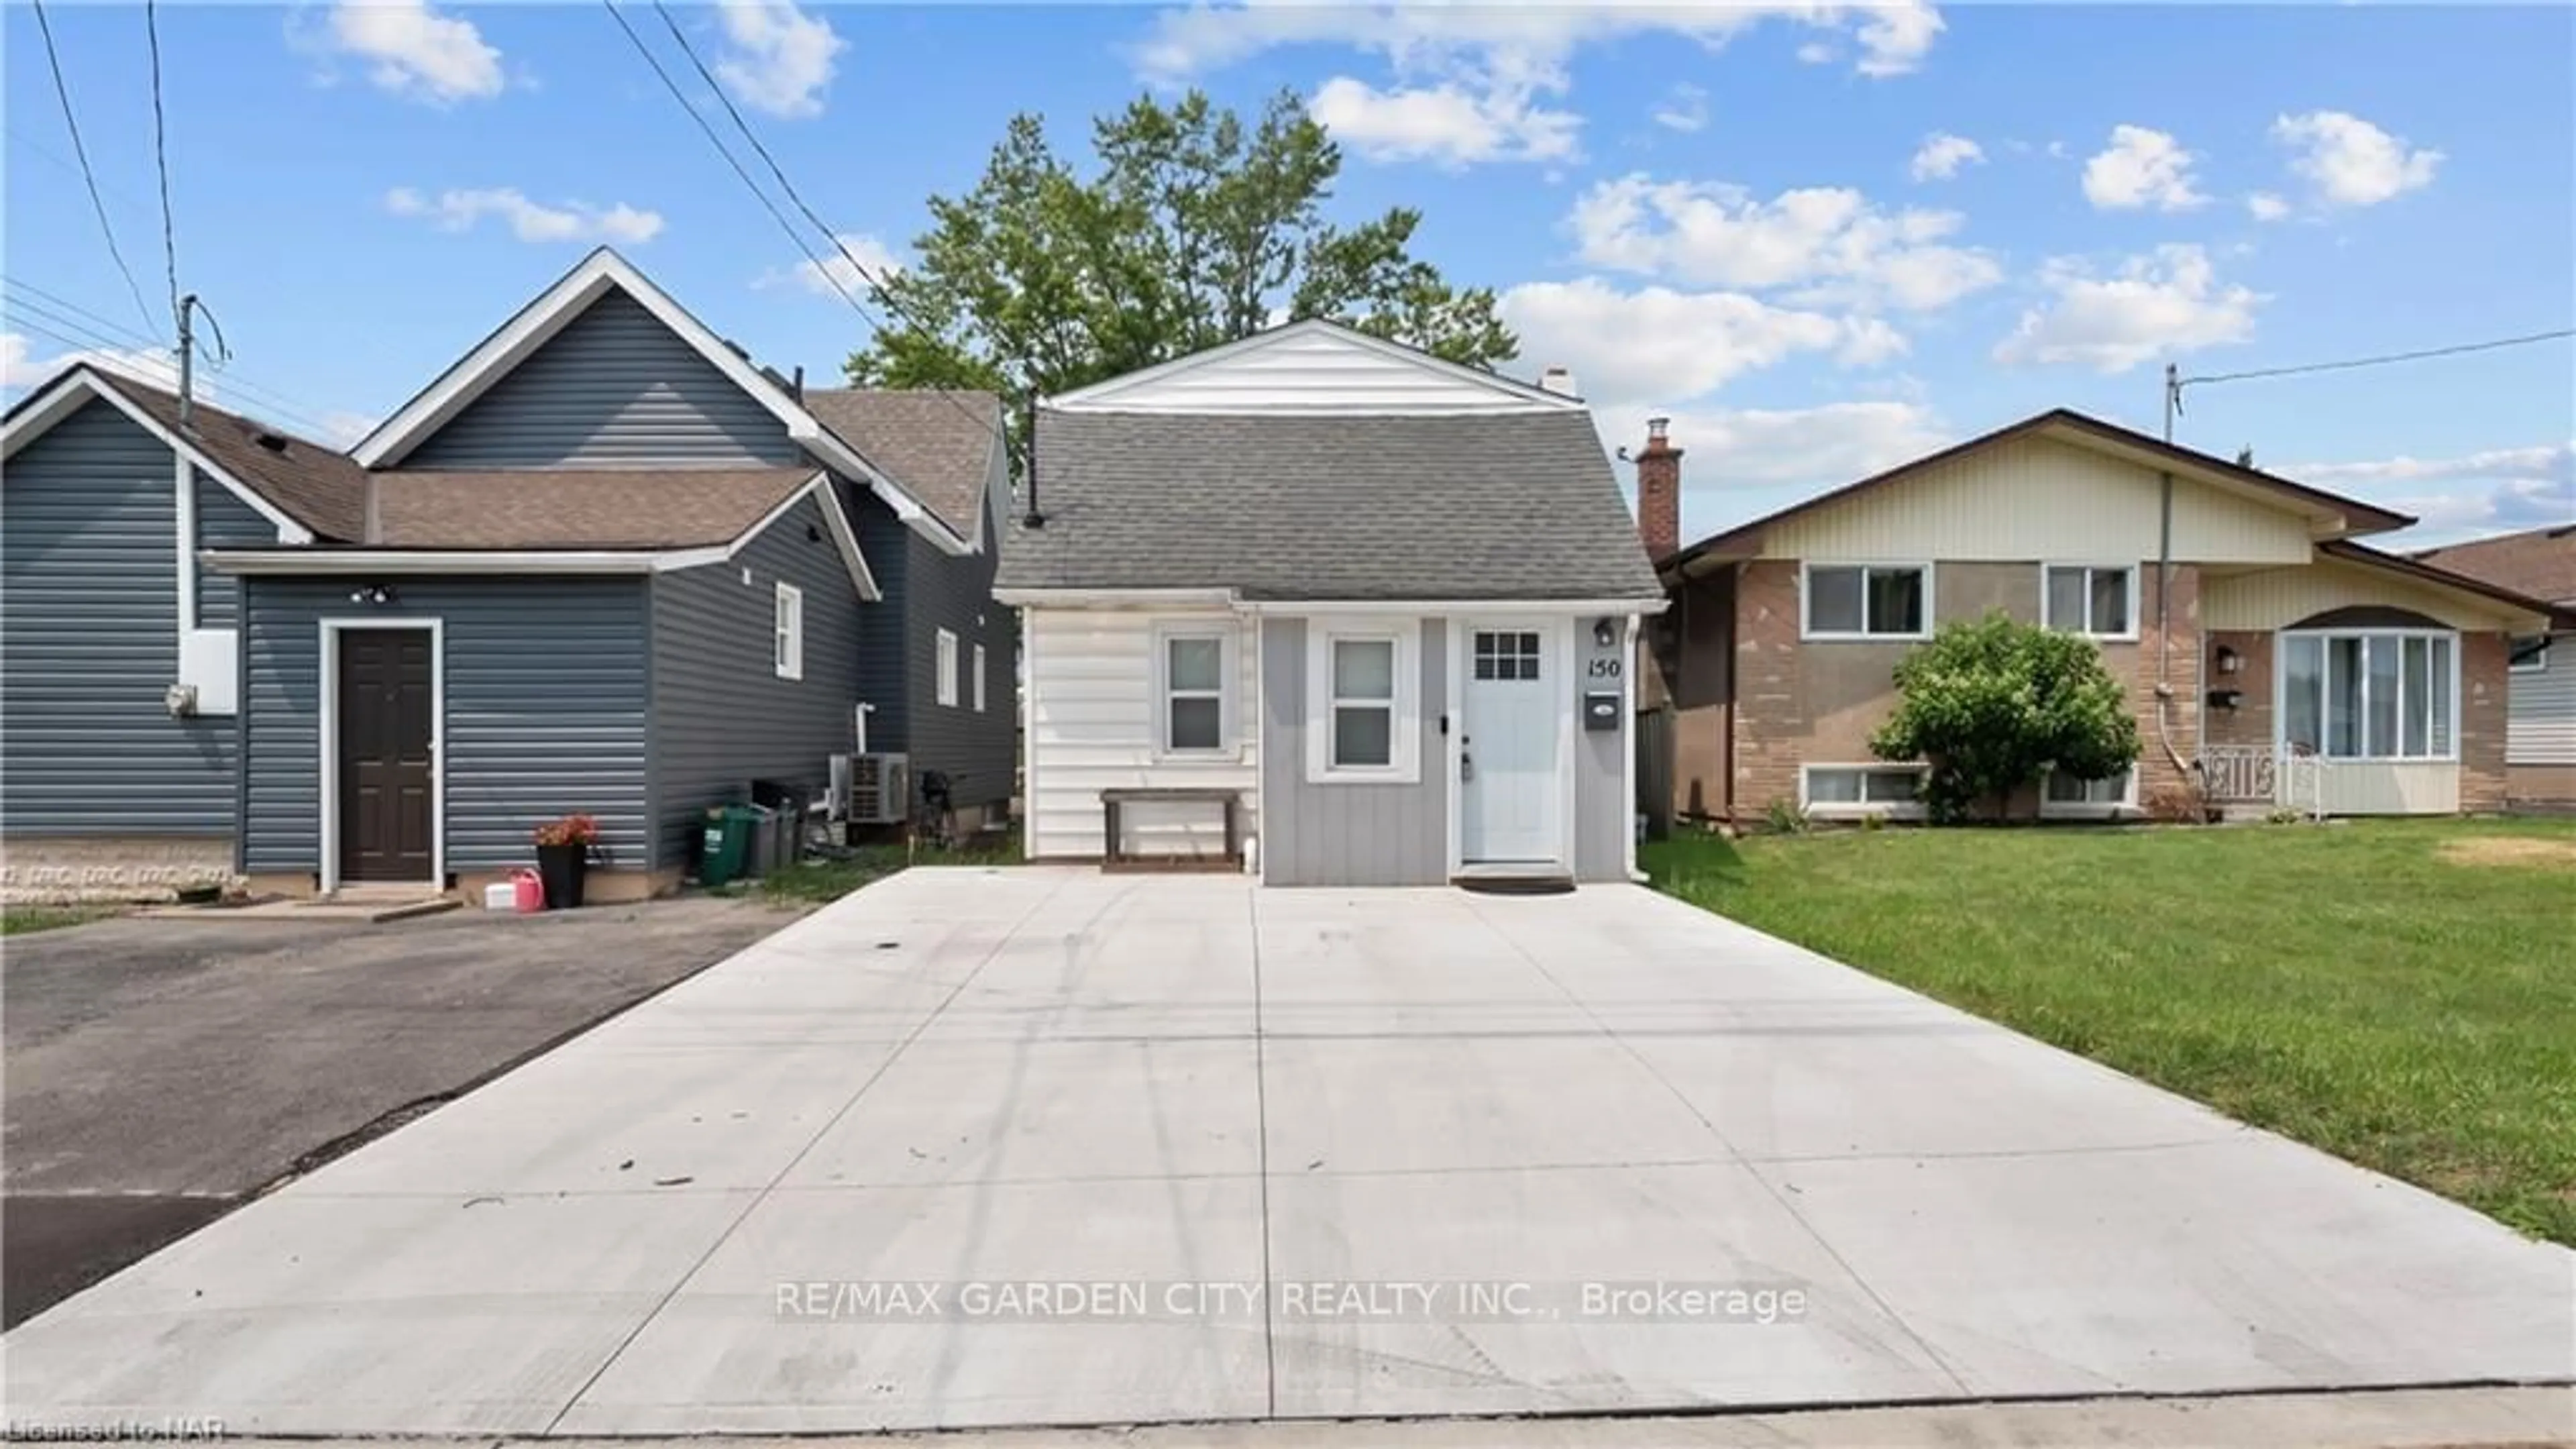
1642, 817, 2576, 1245
755, 833, 1024, 906
1, 903, 127, 936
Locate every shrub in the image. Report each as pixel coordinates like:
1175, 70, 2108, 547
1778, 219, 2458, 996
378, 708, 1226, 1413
1860, 810, 1889, 833
1762, 798, 1812, 835
533, 813, 600, 849
1870, 612, 2141, 824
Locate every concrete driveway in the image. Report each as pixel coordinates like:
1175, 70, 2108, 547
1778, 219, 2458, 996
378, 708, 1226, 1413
5, 869, 2569, 1434
1, 897, 796, 1327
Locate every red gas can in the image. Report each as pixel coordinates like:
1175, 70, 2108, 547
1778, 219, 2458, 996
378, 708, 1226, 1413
511, 867, 545, 914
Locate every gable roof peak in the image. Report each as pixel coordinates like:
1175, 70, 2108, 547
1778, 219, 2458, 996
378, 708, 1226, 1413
1046, 317, 1580, 416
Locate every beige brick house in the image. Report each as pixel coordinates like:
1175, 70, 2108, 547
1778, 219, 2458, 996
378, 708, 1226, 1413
1635, 410, 2571, 825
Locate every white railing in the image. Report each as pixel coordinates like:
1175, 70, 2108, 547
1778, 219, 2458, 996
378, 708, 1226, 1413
2200, 743, 2326, 818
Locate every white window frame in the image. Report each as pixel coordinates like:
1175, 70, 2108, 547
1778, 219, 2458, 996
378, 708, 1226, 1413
2039, 765, 2139, 818
1799, 763, 1927, 819
972, 643, 988, 712
1801, 561, 1935, 642
772, 582, 804, 681
1151, 622, 1236, 760
1306, 617, 1421, 785
2041, 562, 2141, 642
2509, 633, 2551, 674
935, 627, 959, 707
2277, 627, 2461, 763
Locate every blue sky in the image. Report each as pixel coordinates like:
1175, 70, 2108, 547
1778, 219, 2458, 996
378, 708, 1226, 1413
6, 2, 2571, 547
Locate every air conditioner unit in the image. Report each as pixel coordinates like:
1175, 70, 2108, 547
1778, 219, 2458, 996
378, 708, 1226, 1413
849, 752, 910, 826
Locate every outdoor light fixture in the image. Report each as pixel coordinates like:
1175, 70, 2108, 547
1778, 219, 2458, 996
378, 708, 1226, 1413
349, 584, 397, 606
2214, 644, 2241, 675
1593, 618, 1617, 649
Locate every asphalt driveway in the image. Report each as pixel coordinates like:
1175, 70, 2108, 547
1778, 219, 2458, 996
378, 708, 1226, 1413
1, 896, 798, 1327
5, 869, 2569, 1434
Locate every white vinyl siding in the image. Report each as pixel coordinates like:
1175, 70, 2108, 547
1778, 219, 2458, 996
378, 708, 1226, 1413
771, 582, 802, 680
1023, 610, 1258, 862
935, 628, 959, 708
1050, 323, 1562, 415
1801, 764, 1925, 818
2506, 633, 2576, 765
1760, 435, 2316, 566
2204, 559, 2540, 633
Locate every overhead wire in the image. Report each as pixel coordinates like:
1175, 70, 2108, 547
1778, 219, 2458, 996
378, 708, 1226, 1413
26, 0, 159, 339
2180, 329, 2575, 389
142, 0, 180, 331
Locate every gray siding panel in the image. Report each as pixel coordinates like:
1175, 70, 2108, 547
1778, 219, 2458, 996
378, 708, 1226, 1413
241, 578, 651, 875
1573, 619, 1631, 883
849, 486, 911, 755
648, 496, 868, 869
1260, 617, 1448, 887
900, 490, 1016, 810
193, 468, 270, 627
1, 400, 235, 836
406, 290, 798, 468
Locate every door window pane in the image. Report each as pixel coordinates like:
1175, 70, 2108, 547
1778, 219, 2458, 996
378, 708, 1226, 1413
2366, 635, 2401, 757
2327, 637, 2364, 757
1809, 568, 1864, 633
1332, 639, 1395, 699
2284, 635, 2322, 752
1332, 706, 1391, 767
1867, 568, 1924, 635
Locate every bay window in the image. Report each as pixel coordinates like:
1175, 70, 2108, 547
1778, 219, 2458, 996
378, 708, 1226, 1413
2282, 631, 2455, 761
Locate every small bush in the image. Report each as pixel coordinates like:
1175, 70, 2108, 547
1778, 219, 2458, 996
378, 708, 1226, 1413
1860, 810, 1889, 832
1872, 612, 2141, 824
1763, 798, 1813, 835
2267, 806, 2308, 826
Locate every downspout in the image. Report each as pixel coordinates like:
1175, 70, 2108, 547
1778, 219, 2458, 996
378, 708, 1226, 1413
2153, 362, 2192, 788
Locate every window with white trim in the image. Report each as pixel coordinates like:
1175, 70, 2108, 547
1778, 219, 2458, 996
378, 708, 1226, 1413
2043, 564, 2135, 639
2282, 631, 2455, 761
772, 582, 804, 680
1305, 619, 1421, 783
1156, 627, 1230, 756
935, 628, 959, 707
2510, 634, 2550, 674
973, 643, 988, 712
2043, 767, 2135, 811
1804, 564, 1928, 639
1802, 765, 1923, 814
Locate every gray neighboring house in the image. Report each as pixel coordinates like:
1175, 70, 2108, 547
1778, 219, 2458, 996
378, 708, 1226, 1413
996, 318, 1664, 888
2414, 524, 2576, 809
0, 248, 1014, 900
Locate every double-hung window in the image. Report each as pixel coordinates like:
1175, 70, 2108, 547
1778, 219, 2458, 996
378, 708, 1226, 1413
772, 582, 804, 681
1804, 564, 1929, 639
2043, 564, 2135, 639
1306, 619, 1420, 782
2282, 631, 2455, 761
1157, 628, 1230, 756
935, 629, 960, 707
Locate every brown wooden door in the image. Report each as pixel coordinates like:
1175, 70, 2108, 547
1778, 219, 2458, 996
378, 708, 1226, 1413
339, 629, 434, 883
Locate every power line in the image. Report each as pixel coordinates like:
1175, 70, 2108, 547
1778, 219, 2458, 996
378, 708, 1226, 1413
5, 281, 343, 439
26, 0, 159, 339
610, 1, 1017, 475
143, 0, 180, 331
2180, 329, 2575, 389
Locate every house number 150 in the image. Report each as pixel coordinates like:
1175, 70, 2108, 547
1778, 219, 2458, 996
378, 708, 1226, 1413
1587, 658, 1622, 678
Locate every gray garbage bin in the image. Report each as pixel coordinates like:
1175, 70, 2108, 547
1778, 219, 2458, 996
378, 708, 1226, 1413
743, 804, 780, 877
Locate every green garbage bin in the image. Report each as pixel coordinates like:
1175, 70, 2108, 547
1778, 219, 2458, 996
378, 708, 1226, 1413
700, 804, 759, 888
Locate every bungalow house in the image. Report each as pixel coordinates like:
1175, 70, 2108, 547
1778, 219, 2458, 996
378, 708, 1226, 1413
1636, 410, 2570, 825
0, 249, 1014, 900
2412, 524, 2576, 808
994, 319, 1665, 887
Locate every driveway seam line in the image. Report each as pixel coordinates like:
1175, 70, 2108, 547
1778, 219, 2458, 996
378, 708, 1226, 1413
1456, 890, 1978, 1398
1246, 883, 1279, 1419
534, 870, 1078, 1438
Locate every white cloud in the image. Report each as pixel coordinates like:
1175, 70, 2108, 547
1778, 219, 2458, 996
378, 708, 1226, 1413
1909, 131, 1983, 182
1652, 83, 1709, 134
1601, 399, 1951, 490
1310, 75, 1580, 165
2, 331, 184, 392
2271, 110, 2441, 208
757, 232, 906, 300
386, 186, 665, 245
1567, 173, 2003, 312
2081, 125, 2206, 211
1994, 244, 2263, 374
1498, 278, 1902, 405
712, 0, 844, 119
2246, 191, 2292, 223
1794, 40, 1839, 65
321, 1, 504, 104
2302, 445, 2574, 542
2292, 443, 2573, 492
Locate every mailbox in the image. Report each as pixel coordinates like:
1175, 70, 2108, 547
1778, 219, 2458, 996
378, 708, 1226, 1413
1582, 692, 1620, 731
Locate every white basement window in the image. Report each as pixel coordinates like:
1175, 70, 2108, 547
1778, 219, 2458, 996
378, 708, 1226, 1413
2282, 630, 2456, 761
2043, 766, 2135, 815
1306, 619, 1421, 784
772, 582, 803, 681
936, 628, 959, 706
973, 643, 988, 712
1803, 564, 1929, 640
1156, 627, 1231, 756
2044, 564, 2137, 639
1802, 765, 1924, 817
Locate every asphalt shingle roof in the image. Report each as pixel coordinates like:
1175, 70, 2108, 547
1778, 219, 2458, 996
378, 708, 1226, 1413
997, 409, 1662, 602
366, 468, 817, 549
803, 388, 1000, 541
89, 370, 370, 541
2413, 525, 2576, 606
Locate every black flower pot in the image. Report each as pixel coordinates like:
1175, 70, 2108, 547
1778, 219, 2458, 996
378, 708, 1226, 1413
535, 842, 589, 909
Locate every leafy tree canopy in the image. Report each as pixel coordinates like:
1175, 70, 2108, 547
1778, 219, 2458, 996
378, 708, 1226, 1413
845, 89, 1517, 429
1870, 613, 2143, 823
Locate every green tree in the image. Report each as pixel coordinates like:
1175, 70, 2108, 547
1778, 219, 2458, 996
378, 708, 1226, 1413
1870, 613, 2141, 823
845, 89, 1517, 426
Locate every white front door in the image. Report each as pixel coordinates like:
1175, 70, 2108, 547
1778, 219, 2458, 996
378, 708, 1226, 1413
1460, 623, 1562, 864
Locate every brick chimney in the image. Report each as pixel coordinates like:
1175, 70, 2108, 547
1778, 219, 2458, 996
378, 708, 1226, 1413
1634, 417, 1682, 561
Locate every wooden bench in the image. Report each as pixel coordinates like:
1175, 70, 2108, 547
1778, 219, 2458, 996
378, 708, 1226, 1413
1100, 788, 1242, 873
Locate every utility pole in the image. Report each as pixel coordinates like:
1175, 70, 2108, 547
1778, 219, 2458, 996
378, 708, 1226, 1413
176, 290, 197, 431
2163, 361, 2181, 443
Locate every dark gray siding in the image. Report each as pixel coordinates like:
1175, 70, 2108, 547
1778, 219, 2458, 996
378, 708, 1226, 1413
1260, 617, 1449, 887
193, 468, 271, 627
241, 578, 651, 876
406, 290, 798, 468
848, 485, 912, 755
1, 400, 235, 836
900, 490, 1016, 810
649, 496, 868, 870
